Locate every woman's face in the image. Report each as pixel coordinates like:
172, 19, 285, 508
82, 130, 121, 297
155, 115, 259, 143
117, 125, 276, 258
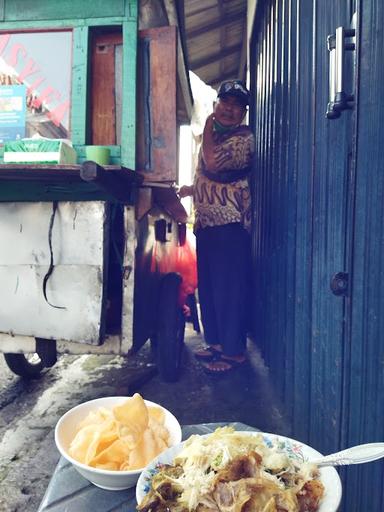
214, 95, 246, 127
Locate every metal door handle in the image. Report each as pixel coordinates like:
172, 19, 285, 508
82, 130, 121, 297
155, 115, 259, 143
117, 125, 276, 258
334, 27, 355, 111
326, 35, 340, 119
326, 27, 356, 119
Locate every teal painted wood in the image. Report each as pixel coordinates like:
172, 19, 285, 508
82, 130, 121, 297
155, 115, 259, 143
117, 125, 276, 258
71, 27, 89, 146
251, 0, 311, 433
291, 0, 315, 444
250, 0, 383, 509
279, 0, 298, 415
126, 0, 136, 18
252, 6, 270, 360
0, 0, 4, 21
0, 0, 138, 171
269, 1, 286, 393
0, 17, 131, 29
251, 0, 354, 451
343, 1, 384, 510
0, 182, 134, 203
121, 17, 137, 169
309, 0, 353, 456
3, 0, 125, 21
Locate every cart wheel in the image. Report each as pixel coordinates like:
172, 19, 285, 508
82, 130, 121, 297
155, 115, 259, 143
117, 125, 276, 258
156, 272, 185, 382
3, 352, 44, 378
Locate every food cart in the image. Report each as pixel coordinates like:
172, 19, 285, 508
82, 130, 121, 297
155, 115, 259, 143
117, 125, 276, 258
0, 1, 193, 382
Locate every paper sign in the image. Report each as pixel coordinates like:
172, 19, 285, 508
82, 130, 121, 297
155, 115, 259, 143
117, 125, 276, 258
0, 84, 26, 142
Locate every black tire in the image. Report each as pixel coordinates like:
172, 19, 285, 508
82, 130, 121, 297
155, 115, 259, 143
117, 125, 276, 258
3, 353, 44, 378
156, 272, 186, 382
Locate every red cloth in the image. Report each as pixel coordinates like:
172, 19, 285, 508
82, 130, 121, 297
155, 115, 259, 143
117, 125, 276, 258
151, 234, 197, 306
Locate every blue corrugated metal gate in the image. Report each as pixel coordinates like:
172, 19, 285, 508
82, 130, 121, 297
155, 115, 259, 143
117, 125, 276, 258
249, 0, 384, 510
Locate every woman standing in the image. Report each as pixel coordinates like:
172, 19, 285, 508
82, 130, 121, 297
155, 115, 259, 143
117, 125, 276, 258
179, 79, 255, 375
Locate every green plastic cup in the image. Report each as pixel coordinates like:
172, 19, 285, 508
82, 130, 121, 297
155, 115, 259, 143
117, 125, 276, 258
85, 146, 110, 165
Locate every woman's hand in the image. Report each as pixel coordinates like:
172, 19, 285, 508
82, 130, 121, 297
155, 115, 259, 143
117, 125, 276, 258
178, 185, 194, 198
204, 112, 215, 133
202, 113, 218, 170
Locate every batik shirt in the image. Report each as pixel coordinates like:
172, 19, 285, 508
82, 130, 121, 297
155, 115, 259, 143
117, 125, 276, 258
193, 125, 255, 233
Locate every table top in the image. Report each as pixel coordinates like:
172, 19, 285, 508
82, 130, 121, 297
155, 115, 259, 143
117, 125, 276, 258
38, 422, 258, 512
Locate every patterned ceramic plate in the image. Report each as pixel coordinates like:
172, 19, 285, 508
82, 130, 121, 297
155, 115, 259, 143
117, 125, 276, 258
136, 431, 342, 511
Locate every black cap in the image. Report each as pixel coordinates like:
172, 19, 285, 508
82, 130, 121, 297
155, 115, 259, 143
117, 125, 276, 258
217, 79, 250, 105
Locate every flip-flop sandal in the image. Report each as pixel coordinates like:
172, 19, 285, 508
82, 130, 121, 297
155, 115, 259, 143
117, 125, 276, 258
194, 346, 222, 362
202, 357, 247, 375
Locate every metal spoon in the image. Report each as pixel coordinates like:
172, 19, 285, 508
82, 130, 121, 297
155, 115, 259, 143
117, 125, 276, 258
310, 442, 384, 467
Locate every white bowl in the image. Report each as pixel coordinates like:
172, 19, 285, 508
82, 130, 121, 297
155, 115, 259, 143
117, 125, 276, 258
136, 431, 342, 511
55, 396, 182, 491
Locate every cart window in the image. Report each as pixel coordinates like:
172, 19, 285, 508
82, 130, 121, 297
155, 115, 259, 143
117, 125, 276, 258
0, 30, 72, 142
90, 30, 123, 145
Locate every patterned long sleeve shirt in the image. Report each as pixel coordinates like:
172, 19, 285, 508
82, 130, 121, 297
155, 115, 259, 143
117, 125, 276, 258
193, 125, 255, 233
